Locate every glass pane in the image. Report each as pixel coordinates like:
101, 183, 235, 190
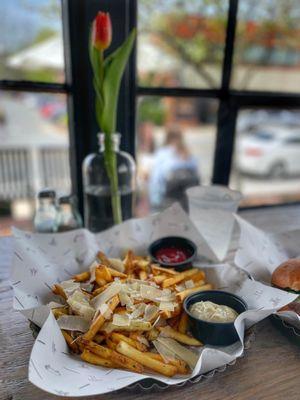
232, 0, 300, 92
230, 109, 300, 206
0, 0, 64, 83
135, 96, 218, 216
0, 91, 71, 236
138, 0, 228, 88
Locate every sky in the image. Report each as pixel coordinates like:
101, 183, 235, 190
0, 0, 62, 54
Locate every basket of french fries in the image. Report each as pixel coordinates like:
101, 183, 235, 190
11, 204, 296, 396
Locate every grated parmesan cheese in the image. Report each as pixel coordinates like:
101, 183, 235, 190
57, 315, 90, 332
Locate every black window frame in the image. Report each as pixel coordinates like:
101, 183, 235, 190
2, 0, 300, 219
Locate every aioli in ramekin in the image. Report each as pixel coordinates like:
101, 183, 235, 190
189, 300, 238, 323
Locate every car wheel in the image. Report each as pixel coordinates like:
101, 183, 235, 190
269, 162, 287, 179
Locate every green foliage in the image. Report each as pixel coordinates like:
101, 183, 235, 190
32, 28, 56, 45
138, 97, 166, 126
22, 68, 57, 82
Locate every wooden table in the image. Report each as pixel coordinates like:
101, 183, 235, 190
1, 206, 300, 400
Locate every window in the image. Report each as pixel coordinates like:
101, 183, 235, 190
2, 0, 300, 236
0, 0, 65, 83
0, 0, 70, 235
133, 0, 300, 212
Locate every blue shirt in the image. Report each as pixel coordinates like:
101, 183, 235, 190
149, 145, 198, 207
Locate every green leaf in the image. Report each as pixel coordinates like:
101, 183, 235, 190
100, 28, 136, 133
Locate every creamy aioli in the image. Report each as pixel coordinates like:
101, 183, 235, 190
189, 300, 238, 323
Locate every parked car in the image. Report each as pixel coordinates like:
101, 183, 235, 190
237, 110, 300, 132
236, 125, 300, 178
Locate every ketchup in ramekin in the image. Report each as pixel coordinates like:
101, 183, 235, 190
148, 236, 197, 271
155, 246, 190, 264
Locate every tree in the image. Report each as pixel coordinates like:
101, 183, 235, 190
138, 0, 300, 89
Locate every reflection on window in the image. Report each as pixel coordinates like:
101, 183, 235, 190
138, 0, 228, 88
0, 0, 64, 83
230, 109, 300, 206
135, 96, 217, 216
0, 91, 70, 236
232, 0, 300, 92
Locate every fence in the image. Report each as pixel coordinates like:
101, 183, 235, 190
0, 146, 71, 200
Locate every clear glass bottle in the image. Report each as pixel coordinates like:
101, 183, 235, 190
82, 133, 136, 232
34, 189, 58, 233
57, 195, 83, 232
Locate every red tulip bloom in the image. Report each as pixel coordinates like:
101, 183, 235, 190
92, 12, 112, 51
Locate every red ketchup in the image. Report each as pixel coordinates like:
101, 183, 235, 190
155, 246, 189, 264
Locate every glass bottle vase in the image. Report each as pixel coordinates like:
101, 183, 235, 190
82, 133, 136, 232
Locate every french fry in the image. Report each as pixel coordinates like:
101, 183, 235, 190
178, 312, 189, 334
144, 352, 164, 362
92, 282, 111, 296
111, 332, 147, 352
145, 353, 189, 375
52, 307, 68, 319
162, 269, 199, 288
158, 326, 202, 346
52, 284, 67, 300
134, 259, 149, 271
159, 304, 182, 319
139, 270, 148, 280
61, 330, 79, 353
81, 339, 111, 358
81, 349, 115, 368
94, 334, 105, 344
176, 283, 213, 302
146, 327, 159, 341
111, 350, 144, 373
73, 271, 90, 282
83, 295, 119, 340
189, 270, 205, 283
95, 277, 107, 287
151, 264, 177, 276
123, 250, 134, 273
108, 267, 127, 279
167, 315, 180, 330
153, 274, 167, 284
116, 341, 177, 377
129, 332, 149, 350
114, 306, 127, 314
96, 266, 112, 283
96, 251, 111, 267
106, 337, 117, 350
82, 339, 144, 373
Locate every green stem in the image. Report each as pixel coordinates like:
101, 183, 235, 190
104, 134, 122, 225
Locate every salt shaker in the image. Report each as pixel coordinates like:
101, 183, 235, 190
57, 195, 83, 232
34, 189, 58, 233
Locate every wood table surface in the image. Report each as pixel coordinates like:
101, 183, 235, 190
1, 206, 300, 400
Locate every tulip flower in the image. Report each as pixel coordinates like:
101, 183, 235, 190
92, 12, 112, 51
89, 11, 136, 225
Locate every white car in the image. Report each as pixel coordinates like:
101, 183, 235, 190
236, 125, 300, 177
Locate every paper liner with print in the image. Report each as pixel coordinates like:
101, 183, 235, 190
234, 215, 300, 329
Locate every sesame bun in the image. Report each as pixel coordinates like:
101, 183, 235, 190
271, 259, 300, 292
